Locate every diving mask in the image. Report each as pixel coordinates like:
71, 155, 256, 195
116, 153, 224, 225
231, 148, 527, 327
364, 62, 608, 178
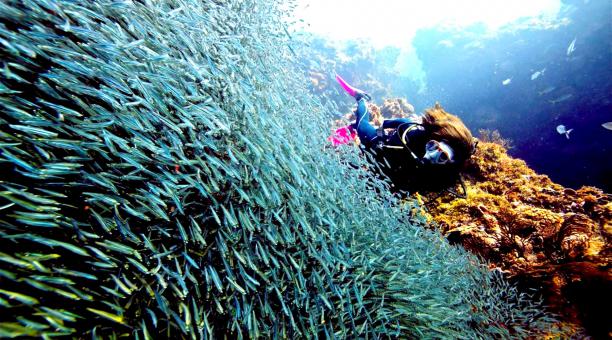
423, 140, 454, 165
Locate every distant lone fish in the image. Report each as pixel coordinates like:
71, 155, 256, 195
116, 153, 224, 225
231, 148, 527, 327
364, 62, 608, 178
548, 93, 573, 104
567, 37, 577, 56
502, 78, 512, 86
531, 68, 546, 80
556, 124, 573, 139
602, 122, 612, 130
538, 86, 556, 96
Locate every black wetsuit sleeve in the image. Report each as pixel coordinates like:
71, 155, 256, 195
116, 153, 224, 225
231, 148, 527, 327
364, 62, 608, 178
382, 118, 412, 129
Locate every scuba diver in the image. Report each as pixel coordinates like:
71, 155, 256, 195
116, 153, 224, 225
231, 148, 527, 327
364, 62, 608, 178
335, 74, 476, 193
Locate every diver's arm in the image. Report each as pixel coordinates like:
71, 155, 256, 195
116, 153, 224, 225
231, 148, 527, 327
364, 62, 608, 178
382, 118, 413, 129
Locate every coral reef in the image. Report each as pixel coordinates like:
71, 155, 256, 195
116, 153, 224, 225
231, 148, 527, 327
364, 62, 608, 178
477, 128, 513, 150
423, 138, 611, 337
380, 98, 415, 118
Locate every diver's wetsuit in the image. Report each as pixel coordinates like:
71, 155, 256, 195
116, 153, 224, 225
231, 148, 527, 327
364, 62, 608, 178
354, 98, 428, 159
352, 97, 468, 193
353, 97, 432, 191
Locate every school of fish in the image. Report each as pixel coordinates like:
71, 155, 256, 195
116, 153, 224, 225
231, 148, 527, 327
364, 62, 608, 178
0, 0, 560, 338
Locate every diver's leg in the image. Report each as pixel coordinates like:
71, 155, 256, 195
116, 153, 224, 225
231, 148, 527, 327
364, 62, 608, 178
354, 98, 378, 148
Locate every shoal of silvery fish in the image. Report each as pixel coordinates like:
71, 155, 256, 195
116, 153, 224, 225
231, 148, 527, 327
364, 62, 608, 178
0, 0, 558, 338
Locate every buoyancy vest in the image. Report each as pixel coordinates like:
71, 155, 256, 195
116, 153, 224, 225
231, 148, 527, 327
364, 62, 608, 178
362, 122, 429, 191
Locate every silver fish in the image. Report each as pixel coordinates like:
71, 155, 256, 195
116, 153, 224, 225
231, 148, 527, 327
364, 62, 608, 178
556, 124, 573, 139
530, 68, 546, 80
567, 37, 577, 56
549, 93, 573, 104
538, 86, 556, 96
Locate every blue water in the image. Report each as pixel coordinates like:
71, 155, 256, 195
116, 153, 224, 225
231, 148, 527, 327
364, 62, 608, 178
412, 0, 612, 192
311, 0, 612, 191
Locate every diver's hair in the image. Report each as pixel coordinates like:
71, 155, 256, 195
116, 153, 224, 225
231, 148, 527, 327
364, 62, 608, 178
421, 102, 474, 165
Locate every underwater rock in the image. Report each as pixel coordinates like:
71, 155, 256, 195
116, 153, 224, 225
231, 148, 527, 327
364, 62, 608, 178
558, 213, 596, 260
424, 138, 612, 337
380, 98, 415, 117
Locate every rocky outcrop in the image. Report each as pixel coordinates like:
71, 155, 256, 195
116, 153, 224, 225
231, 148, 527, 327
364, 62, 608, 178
423, 138, 611, 338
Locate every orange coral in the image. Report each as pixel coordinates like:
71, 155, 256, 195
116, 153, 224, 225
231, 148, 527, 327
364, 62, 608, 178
381, 98, 415, 118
